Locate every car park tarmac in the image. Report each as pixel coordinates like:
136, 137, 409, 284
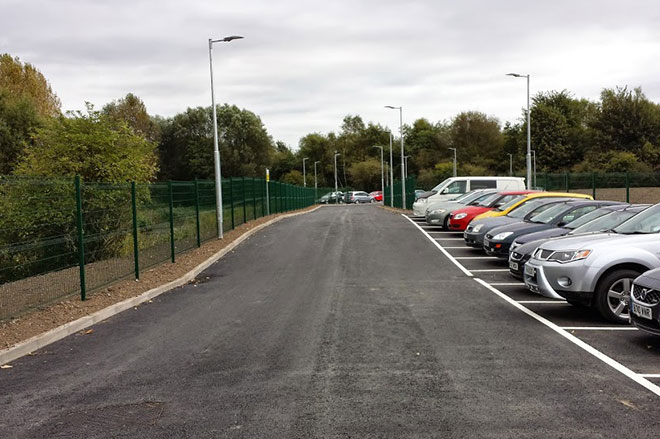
1, 206, 660, 437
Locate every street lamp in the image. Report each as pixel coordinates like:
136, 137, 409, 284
302, 157, 309, 187
372, 146, 384, 202
334, 151, 341, 203
385, 105, 405, 208
404, 155, 412, 178
208, 34, 243, 239
508, 153, 513, 176
531, 149, 537, 189
507, 72, 531, 190
314, 160, 320, 201
448, 148, 457, 177
389, 133, 394, 207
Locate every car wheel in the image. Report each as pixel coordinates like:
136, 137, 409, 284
594, 269, 640, 323
443, 216, 450, 230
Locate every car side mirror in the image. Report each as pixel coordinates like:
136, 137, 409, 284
557, 222, 567, 227
440, 188, 448, 194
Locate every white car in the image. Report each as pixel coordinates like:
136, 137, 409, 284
412, 176, 525, 217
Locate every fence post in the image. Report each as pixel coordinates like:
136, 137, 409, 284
625, 172, 630, 203
242, 176, 247, 224
591, 172, 596, 200
544, 173, 548, 191
131, 181, 140, 280
229, 178, 235, 229
168, 181, 175, 263
565, 172, 569, 192
194, 179, 201, 247
262, 178, 266, 217
253, 178, 257, 219
74, 175, 87, 301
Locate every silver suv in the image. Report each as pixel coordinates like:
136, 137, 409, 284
524, 203, 660, 323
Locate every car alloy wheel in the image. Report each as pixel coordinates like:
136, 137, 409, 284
594, 269, 639, 323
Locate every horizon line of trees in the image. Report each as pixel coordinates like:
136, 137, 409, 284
3, 53, 660, 192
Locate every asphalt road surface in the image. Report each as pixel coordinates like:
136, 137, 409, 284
2, 205, 660, 438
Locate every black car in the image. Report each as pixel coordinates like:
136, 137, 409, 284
483, 200, 620, 258
463, 197, 570, 248
631, 268, 660, 335
508, 204, 649, 278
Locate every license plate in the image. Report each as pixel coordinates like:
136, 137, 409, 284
483, 239, 490, 247
632, 303, 653, 320
509, 262, 519, 271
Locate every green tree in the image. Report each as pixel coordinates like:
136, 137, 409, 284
15, 105, 158, 182
348, 158, 382, 191
103, 93, 159, 143
0, 54, 61, 118
281, 169, 303, 185
0, 91, 40, 173
449, 111, 504, 172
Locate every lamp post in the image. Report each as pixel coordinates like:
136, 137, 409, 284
531, 149, 537, 189
508, 153, 513, 176
208, 35, 243, 239
448, 148, 457, 177
389, 133, 394, 207
404, 155, 411, 178
385, 105, 405, 208
507, 72, 531, 190
334, 151, 341, 203
314, 160, 320, 201
302, 157, 309, 187
373, 146, 384, 202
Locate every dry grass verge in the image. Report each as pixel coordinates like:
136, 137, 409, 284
0, 206, 317, 350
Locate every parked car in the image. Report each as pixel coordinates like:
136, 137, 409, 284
630, 268, 660, 335
464, 196, 582, 248
472, 192, 593, 221
414, 189, 428, 200
524, 203, 660, 323
447, 190, 537, 231
319, 191, 343, 204
345, 191, 373, 204
425, 189, 497, 227
508, 205, 648, 279
412, 176, 526, 216
370, 191, 383, 202
482, 200, 620, 258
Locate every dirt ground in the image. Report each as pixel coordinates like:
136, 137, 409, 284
0, 206, 318, 350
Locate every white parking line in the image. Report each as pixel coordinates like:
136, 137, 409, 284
443, 246, 471, 249
475, 278, 660, 397
518, 300, 568, 304
470, 269, 510, 272
489, 282, 525, 286
426, 231, 458, 234
454, 256, 498, 260
561, 326, 638, 331
639, 374, 660, 378
434, 238, 465, 241
403, 215, 473, 277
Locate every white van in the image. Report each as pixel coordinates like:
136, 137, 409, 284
412, 176, 526, 216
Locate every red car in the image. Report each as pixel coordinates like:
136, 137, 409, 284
447, 190, 537, 231
369, 191, 383, 202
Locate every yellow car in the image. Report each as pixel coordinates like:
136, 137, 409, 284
473, 192, 593, 220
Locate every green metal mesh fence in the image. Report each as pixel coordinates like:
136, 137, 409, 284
0, 175, 320, 320
384, 177, 417, 209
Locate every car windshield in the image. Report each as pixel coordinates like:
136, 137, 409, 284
488, 194, 523, 208
564, 207, 611, 229
431, 179, 451, 192
507, 198, 561, 219
468, 192, 496, 205
474, 193, 500, 207
570, 210, 637, 234
528, 203, 569, 224
613, 204, 660, 234
454, 190, 484, 204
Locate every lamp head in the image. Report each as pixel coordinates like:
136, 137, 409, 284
223, 35, 244, 42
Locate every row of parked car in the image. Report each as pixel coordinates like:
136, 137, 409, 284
416, 176, 660, 336
319, 191, 383, 204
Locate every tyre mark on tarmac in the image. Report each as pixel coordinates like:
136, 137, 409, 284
404, 214, 660, 397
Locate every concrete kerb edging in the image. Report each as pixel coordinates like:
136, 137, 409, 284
0, 206, 323, 366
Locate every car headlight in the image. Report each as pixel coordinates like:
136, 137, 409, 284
418, 198, 427, 204
548, 249, 592, 263
510, 241, 521, 251
430, 209, 446, 214
454, 213, 467, 220
492, 232, 514, 241
472, 224, 484, 233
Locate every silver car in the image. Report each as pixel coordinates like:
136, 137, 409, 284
424, 189, 496, 227
524, 203, 660, 323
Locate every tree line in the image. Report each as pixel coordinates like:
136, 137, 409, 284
2, 53, 660, 191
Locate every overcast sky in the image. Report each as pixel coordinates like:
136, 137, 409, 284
3, 0, 660, 148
